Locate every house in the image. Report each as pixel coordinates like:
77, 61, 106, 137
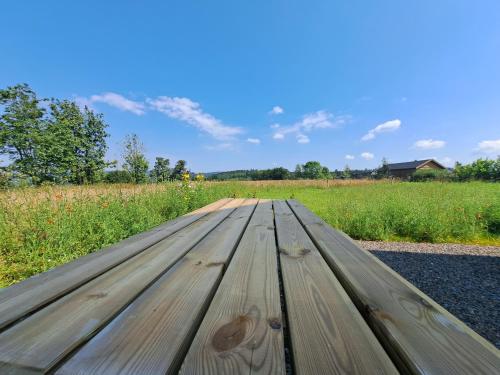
387, 159, 446, 178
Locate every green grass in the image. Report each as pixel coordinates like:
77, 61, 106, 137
0, 180, 498, 287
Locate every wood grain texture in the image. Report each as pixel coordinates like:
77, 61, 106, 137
0, 199, 245, 374
274, 200, 398, 375
287, 199, 500, 375
56, 200, 258, 375
179, 200, 286, 375
0, 198, 232, 331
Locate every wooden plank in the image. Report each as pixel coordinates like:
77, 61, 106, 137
273, 200, 398, 375
56, 199, 258, 375
287, 199, 500, 375
179, 200, 286, 375
0, 199, 246, 374
0, 198, 232, 331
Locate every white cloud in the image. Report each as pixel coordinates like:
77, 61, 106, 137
361, 119, 401, 141
413, 139, 446, 149
90, 92, 145, 115
272, 110, 349, 144
361, 152, 374, 160
345, 154, 355, 160
270, 106, 284, 115
247, 138, 261, 144
270, 123, 280, 129
148, 96, 243, 140
477, 139, 500, 154
296, 134, 310, 144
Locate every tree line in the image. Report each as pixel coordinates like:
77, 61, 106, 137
206, 157, 499, 182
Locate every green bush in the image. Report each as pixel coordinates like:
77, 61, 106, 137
104, 170, 133, 183
411, 169, 451, 182
454, 157, 500, 181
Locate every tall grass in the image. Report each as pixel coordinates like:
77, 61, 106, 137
0, 180, 498, 287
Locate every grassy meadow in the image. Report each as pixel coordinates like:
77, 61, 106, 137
0, 180, 499, 287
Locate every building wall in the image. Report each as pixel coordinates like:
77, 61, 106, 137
389, 168, 416, 178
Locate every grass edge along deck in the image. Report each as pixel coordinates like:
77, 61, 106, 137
0, 199, 244, 374
0, 198, 233, 331
287, 199, 500, 375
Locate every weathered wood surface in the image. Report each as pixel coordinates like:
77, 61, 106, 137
0, 199, 244, 374
57, 200, 258, 375
273, 200, 398, 375
0, 198, 232, 331
287, 199, 500, 375
180, 200, 286, 375
0, 198, 497, 375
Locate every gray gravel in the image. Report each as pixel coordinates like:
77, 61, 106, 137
357, 241, 500, 349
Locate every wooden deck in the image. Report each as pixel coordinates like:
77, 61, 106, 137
0, 198, 498, 374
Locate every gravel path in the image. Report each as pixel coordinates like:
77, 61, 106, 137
357, 241, 500, 349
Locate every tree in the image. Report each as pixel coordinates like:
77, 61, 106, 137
122, 134, 149, 183
376, 157, 389, 179
0, 84, 47, 183
42, 100, 109, 184
342, 164, 351, 179
152, 157, 170, 182
0, 84, 109, 184
78, 107, 109, 183
171, 160, 187, 180
294, 164, 304, 179
301, 161, 328, 179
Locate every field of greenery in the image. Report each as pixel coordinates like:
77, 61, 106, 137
0, 180, 499, 287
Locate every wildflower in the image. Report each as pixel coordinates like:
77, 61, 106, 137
181, 172, 191, 182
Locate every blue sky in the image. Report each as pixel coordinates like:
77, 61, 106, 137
2, 1, 499, 172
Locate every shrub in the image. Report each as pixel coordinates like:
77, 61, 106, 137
411, 169, 450, 182
104, 170, 133, 184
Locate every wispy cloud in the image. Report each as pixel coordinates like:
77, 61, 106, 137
361, 119, 401, 141
345, 154, 355, 160
269, 106, 284, 115
148, 96, 243, 140
75, 92, 145, 115
91, 92, 145, 115
272, 110, 349, 144
361, 152, 374, 160
413, 139, 446, 149
247, 138, 261, 144
477, 139, 500, 154
296, 134, 310, 144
